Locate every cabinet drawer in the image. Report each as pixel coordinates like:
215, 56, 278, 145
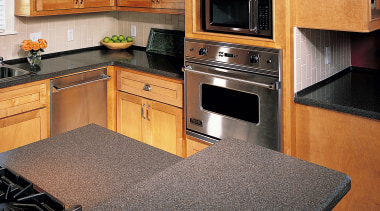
117, 69, 183, 108
0, 81, 48, 119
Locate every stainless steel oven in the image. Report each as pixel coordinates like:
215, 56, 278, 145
202, 0, 272, 38
184, 39, 281, 151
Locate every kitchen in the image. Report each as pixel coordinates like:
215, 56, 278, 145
0, 0, 378, 210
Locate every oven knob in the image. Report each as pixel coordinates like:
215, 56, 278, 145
199, 48, 207, 56
250, 55, 260, 63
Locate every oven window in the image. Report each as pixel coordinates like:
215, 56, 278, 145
210, 0, 249, 28
201, 84, 259, 124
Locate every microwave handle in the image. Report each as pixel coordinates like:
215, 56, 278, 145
249, 0, 258, 34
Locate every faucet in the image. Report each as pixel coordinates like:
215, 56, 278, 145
0, 57, 3, 65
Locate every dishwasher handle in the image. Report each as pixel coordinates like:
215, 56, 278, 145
53, 74, 111, 92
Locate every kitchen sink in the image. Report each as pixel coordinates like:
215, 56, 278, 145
0, 64, 33, 82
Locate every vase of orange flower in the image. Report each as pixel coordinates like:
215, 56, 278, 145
21, 39, 47, 67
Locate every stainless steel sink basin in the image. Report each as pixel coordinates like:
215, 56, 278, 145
0, 64, 33, 82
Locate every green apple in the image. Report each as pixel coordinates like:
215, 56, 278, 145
111, 35, 118, 42
121, 40, 128, 43
126, 36, 133, 42
118, 35, 125, 41
103, 37, 110, 43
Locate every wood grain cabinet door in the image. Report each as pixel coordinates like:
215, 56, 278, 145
117, 91, 143, 142
154, 0, 184, 10
36, 0, 80, 11
0, 108, 48, 153
117, 0, 152, 8
83, 0, 114, 8
143, 100, 183, 155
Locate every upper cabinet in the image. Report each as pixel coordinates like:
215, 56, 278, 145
117, 0, 184, 14
295, 0, 380, 32
15, 0, 115, 17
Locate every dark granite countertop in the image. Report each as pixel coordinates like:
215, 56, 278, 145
1, 46, 184, 89
295, 67, 380, 120
0, 124, 350, 210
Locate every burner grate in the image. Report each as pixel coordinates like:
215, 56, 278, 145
0, 166, 82, 211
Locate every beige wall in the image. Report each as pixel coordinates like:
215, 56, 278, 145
294, 28, 351, 92
0, 11, 185, 61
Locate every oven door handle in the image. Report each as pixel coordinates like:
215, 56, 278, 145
184, 67, 279, 90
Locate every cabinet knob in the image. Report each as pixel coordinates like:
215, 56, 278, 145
143, 84, 152, 91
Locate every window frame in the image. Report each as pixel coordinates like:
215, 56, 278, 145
0, 0, 17, 36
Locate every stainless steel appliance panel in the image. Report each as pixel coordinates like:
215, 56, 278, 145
51, 68, 109, 136
185, 65, 279, 151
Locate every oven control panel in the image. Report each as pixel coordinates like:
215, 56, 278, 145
185, 39, 281, 77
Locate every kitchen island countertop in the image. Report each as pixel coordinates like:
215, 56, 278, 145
0, 124, 350, 210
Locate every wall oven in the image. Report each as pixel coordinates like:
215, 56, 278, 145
202, 0, 272, 38
184, 39, 281, 151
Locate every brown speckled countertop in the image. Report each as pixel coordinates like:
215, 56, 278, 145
0, 124, 350, 210
0, 124, 183, 209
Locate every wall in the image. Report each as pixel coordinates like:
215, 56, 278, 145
0, 11, 185, 61
294, 28, 351, 92
351, 30, 380, 70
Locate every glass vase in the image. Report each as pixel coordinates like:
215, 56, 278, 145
27, 51, 42, 67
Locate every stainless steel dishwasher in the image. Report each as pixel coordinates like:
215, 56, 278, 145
50, 68, 110, 136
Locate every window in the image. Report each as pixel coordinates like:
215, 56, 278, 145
0, 0, 16, 35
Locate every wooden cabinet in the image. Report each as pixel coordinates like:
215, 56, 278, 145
117, 0, 184, 14
294, 0, 380, 32
186, 135, 211, 157
295, 104, 380, 210
15, 0, 115, 16
0, 80, 50, 153
117, 68, 184, 157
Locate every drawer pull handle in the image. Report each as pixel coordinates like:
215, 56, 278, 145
142, 104, 146, 119
151, 0, 155, 3
143, 84, 152, 91
147, 105, 151, 121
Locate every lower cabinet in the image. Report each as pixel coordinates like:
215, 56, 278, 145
0, 80, 50, 153
117, 91, 184, 157
295, 104, 380, 210
0, 108, 48, 153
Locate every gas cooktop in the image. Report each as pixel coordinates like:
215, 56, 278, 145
0, 166, 82, 211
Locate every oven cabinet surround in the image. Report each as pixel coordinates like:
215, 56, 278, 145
117, 0, 184, 14
295, 104, 380, 210
15, 0, 115, 16
294, 0, 380, 32
116, 68, 185, 157
186, 135, 212, 157
0, 80, 50, 153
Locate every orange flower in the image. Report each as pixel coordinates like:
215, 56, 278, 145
31, 42, 40, 51
39, 40, 47, 49
21, 42, 32, 51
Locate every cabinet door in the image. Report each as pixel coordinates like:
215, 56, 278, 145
84, 0, 114, 8
117, 92, 144, 142
144, 100, 183, 156
0, 108, 48, 153
36, 0, 79, 11
117, 0, 152, 8
154, 0, 184, 10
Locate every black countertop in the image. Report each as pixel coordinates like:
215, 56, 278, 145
1, 46, 184, 89
0, 124, 351, 210
295, 67, 380, 120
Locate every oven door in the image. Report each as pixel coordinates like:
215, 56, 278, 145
185, 64, 280, 151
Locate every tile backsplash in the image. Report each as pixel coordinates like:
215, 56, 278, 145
0, 11, 184, 61
294, 28, 351, 93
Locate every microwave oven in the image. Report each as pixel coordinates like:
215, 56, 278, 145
202, 0, 272, 38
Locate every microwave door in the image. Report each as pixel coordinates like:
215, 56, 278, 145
249, 0, 258, 34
